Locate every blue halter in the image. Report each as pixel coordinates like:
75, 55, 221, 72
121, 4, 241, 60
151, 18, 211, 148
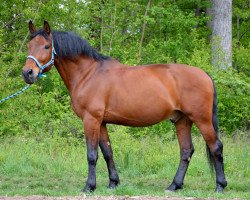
27, 39, 57, 77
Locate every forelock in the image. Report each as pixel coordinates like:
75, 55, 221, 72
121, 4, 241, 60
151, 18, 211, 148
30, 29, 49, 41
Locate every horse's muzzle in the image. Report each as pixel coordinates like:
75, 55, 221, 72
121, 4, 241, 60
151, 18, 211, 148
22, 68, 37, 84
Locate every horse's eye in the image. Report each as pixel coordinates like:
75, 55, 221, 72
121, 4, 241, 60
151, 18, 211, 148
45, 45, 50, 49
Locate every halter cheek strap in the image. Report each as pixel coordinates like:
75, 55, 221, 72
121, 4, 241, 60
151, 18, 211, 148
27, 39, 57, 77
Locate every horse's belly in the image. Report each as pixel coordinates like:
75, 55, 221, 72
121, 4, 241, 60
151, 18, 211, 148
103, 66, 180, 126
104, 97, 176, 127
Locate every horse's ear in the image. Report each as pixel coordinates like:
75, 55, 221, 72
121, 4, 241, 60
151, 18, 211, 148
28, 20, 36, 34
43, 20, 51, 35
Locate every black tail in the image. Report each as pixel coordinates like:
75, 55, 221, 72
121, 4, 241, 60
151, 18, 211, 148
211, 79, 219, 135
206, 77, 219, 173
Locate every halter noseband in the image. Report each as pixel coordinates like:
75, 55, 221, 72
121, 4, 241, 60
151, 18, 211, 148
27, 39, 57, 77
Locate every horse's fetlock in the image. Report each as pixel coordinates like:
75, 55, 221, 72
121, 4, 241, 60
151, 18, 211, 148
217, 178, 227, 187
86, 185, 96, 192
174, 182, 183, 189
110, 177, 119, 185
173, 179, 183, 188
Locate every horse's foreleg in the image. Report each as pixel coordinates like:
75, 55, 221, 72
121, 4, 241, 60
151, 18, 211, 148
166, 116, 194, 192
82, 113, 101, 192
99, 124, 120, 188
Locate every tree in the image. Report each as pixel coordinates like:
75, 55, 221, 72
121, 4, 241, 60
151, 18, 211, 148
211, 0, 232, 69
0, 0, 249, 136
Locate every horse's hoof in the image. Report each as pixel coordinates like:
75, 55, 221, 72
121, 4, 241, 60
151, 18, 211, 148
81, 185, 96, 193
165, 182, 182, 192
215, 184, 224, 193
108, 180, 119, 189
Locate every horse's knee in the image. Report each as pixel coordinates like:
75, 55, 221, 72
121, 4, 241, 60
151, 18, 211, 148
87, 151, 98, 165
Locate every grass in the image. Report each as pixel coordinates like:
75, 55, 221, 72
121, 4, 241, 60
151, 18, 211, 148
0, 126, 249, 199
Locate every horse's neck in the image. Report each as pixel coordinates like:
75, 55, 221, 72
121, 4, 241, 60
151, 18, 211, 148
54, 56, 97, 92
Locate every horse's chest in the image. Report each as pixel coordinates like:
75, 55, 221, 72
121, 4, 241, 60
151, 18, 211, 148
70, 99, 83, 118
70, 92, 88, 118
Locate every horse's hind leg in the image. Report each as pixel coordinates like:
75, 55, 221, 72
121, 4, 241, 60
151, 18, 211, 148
166, 116, 194, 191
99, 124, 120, 188
195, 121, 227, 192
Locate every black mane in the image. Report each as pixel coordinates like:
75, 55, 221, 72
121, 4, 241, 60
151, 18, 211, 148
30, 29, 109, 61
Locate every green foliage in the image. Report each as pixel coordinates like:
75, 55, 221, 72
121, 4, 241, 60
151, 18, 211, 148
212, 70, 250, 133
0, 0, 249, 139
233, 0, 250, 46
233, 41, 250, 76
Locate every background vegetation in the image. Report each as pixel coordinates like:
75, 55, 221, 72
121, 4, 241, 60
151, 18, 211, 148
0, 0, 249, 198
0, 0, 249, 136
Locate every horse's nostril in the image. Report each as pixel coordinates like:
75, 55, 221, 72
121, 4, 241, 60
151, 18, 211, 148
27, 69, 33, 75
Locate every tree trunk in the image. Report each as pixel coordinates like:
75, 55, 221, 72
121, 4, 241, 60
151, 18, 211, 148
206, 6, 212, 30
138, 0, 151, 63
211, 0, 232, 69
109, 2, 117, 55
100, 0, 104, 52
236, 15, 240, 48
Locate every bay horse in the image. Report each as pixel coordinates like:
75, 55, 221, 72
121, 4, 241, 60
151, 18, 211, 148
22, 21, 227, 193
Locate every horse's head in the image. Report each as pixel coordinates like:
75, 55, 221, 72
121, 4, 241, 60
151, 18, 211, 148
22, 20, 55, 84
